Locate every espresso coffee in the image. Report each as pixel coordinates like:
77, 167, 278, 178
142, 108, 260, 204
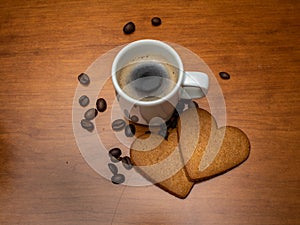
117, 56, 179, 101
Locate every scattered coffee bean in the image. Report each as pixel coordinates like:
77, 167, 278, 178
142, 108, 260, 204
78, 95, 90, 107
123, 22, 135, 34
108, 163, 118, 175
111, 173, 125, 184
219, 71, 230, 80
125, 124, 136, 137
78, 73, 90, 85
112, 119, 126, 131
151, 17, 162, 26
109, 148, 122, 160
130, 115, 139, 123
110, 156, 122, 163
84, 108, 98, 120
96, 98, 107, 112
122, 156, 133, 170
80, 119, 94, 132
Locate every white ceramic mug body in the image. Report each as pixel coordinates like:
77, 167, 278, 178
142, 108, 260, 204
111, 39, 209, 125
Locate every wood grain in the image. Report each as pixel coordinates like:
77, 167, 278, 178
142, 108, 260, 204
0, 0, 299, 224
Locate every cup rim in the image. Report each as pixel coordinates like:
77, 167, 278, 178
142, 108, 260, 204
111, 39, 184, 106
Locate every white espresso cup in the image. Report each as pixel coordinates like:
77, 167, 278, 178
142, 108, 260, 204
112, 39, 209, 125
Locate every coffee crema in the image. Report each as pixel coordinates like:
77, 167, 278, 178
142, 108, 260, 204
117, 56, 179, 101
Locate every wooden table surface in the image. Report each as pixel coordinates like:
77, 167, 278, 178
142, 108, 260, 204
0, 0, 299, 224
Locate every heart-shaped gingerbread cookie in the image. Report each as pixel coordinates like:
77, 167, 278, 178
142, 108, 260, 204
130, 107, 250, 198
178, 108, 250, 181
130, 128, 194, 199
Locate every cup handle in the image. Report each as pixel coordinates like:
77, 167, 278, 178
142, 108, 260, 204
181, 71, 209, 99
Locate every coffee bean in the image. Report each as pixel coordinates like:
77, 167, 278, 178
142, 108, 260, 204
78, 95, 89, 107
109, 148, 122, 159
108, 148, 122, 163
145, 130, 151, 134
151, 17, 161, 26
130, 115, 139, 123
110, 156, 122, 163
84, 108, 98, 120
96, 98, 107, 112
122, 156, 133, 170
125, 124, 136, 137
108, 163, 118, 175
80, 119, 94, 132
112, 119, 126, 131
219, 71, 230, 80
123, 22, 135, 34
78, 73, 90, 85
111, 173, 125, 184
